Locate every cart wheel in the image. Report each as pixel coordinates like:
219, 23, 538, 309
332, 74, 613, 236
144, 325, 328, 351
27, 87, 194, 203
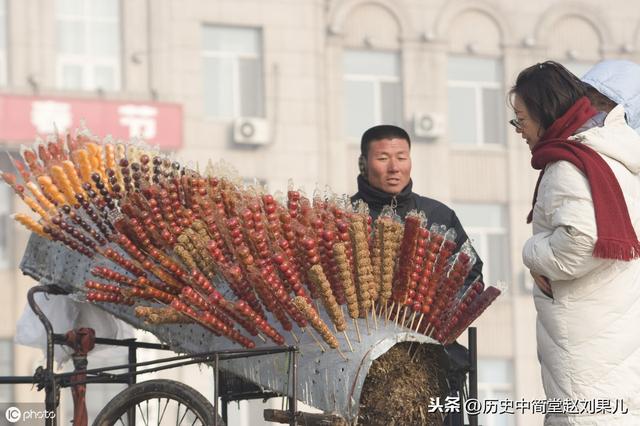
93, 379, 224, 426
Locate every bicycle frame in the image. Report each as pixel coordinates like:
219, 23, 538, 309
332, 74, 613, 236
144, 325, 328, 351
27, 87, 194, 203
0, 285, 299, 426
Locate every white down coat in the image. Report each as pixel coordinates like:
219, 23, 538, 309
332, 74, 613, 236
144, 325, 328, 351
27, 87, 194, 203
523, 105, 640, 425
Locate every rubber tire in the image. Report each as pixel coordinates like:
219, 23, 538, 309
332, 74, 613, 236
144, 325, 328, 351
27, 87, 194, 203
93, 379, 224, 426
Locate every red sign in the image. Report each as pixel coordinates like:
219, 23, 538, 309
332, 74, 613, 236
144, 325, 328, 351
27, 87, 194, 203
0, 94, 183, 149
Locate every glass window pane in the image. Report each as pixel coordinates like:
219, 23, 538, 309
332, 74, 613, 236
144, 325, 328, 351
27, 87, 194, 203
344, 80, 376, 138
91, 22, 119, 56
61, 64, 83, 89
453, 203, 505, 228
448, 86, 477, 144
479, 359, 513, 384
448, 56, 502, 82
203, 26, 260, 55
381, 81, 403, 126
238, 57, 264, 117
344, 50, 399, 77
482, 88, 504, 145
94, 65, 115, 90
57, 21, 85, 54
88, 0, 118, 18
488, 234, 509, 283
57, 0, 85, 16
203, 57, 235, 117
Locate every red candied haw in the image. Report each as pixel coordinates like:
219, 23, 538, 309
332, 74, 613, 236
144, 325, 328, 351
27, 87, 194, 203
336, 221, 349, 233
322, 230, 335, 242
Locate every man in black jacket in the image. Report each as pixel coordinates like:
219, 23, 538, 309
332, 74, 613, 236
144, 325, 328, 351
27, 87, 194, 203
351, 124, 484, 287
352, 124, 481, 426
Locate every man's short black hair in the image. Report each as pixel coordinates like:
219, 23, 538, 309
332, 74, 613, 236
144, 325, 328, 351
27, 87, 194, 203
360, 124, 411, 158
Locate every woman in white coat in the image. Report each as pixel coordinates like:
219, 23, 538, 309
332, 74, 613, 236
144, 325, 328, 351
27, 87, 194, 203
511, 61, 640, 425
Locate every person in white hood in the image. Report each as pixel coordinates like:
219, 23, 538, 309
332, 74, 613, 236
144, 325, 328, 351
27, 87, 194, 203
582, 59, 640, 133
510, 61, 640, 425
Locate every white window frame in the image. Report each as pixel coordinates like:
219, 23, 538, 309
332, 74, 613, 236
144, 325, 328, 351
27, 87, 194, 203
55, 0, 121, 91
447, 57, 505, 147
343, 74, 401, 126
342, 50, 402, 140
448, 80, 502, 145
202, 26, 264, 119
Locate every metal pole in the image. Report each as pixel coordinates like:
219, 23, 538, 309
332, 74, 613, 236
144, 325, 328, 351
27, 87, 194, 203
468, 327, 478, 426
27, 286, 59, 426
290, 348, 297, 426
221, 396, 228, 425
213, 353, 219, 426
127, 344, 137, 426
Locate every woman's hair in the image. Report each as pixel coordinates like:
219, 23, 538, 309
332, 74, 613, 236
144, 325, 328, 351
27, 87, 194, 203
509, 61, 588, 129
584, 84, 618, 113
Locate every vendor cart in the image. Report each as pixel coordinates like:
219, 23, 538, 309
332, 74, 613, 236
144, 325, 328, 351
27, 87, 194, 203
1, 234, 479, 425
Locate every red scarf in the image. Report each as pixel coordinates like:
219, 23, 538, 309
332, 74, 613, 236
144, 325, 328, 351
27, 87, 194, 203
528, 96, 640, 260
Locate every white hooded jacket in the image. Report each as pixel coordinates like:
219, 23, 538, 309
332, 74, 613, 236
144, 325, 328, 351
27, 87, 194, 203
523, 105, 640, 425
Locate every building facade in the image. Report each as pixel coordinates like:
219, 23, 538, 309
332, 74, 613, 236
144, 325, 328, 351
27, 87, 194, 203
1, 0, 639, 424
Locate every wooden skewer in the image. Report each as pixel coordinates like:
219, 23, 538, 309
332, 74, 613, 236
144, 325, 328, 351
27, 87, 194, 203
353, 317, 362, 343
414, 313, 425, 333
343, 331, 354, 352
289, 330, 299, 344
257, 333, 267, 343
425, 323, 433, 338
365, 314, 371, 335
387, 302, 395, 322
407, 341, 415, 355
394, 304, 402, 328
336, 347, 348, 361
407, 311, 417, 329
371, 302, 378, 330
307, 328, 326, 352
410, 344, 422, 363
400, 307, 408, 330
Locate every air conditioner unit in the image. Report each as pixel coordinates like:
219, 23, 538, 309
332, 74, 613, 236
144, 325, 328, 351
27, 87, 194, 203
413, 112, 445, 139
233, 117, 270, 145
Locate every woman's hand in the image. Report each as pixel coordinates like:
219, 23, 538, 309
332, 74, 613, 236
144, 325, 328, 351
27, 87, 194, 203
531, 271, 553, 298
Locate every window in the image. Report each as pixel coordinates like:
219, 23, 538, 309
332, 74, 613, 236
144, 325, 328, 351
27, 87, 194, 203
55, 0, 121, 91
0, 339, 13, 403
203, 25, 264, 118
343, 49, 403, 139
477, 358, 515, 426
448, 56, 504, 146
451, 203, 509, 284
0, 0, 6, 86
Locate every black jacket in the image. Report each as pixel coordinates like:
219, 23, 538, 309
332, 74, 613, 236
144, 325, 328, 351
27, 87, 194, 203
351, 175, 484, 288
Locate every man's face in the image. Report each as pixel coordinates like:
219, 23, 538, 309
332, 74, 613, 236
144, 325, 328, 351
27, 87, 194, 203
366, 138, 412, 194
